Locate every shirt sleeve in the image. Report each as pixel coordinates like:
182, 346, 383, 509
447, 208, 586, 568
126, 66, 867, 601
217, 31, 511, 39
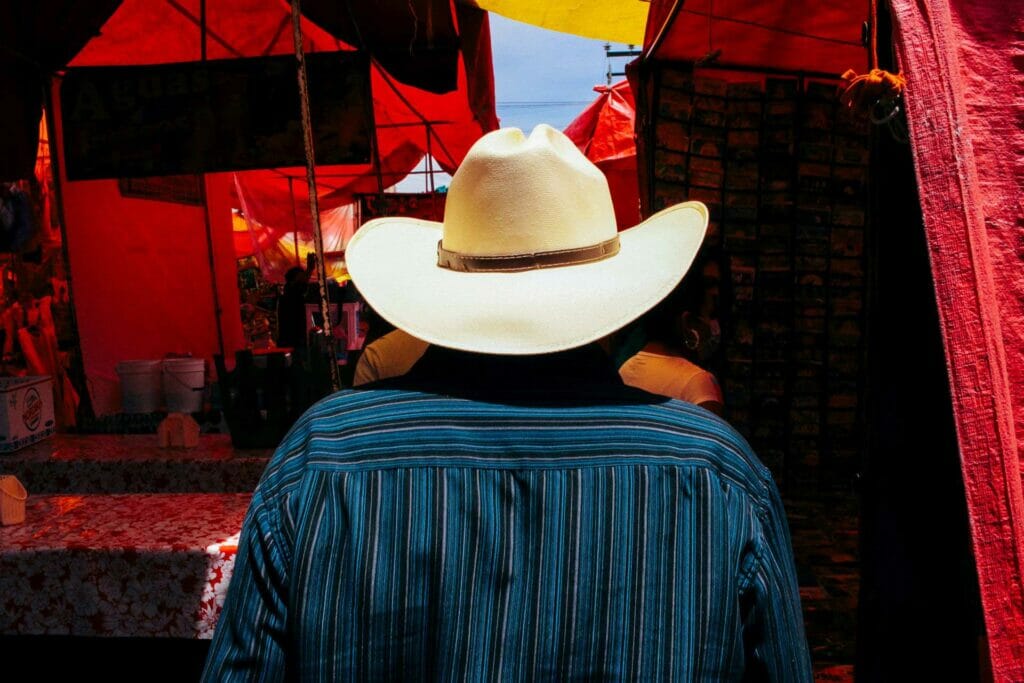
739, 482, 814, 682
202, 487, 290, 682
681, 369, 724, 407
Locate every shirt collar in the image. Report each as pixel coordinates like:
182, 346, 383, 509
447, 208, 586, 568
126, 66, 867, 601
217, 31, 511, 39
379, 343, 656, 404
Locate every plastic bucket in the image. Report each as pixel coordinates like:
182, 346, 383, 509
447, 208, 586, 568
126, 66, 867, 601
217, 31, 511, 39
163, 358, 206, 413
116, 360, 163, 413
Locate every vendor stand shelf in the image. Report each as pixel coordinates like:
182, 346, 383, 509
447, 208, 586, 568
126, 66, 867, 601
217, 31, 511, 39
0, 433, 270, 671
0, 434, 272, 494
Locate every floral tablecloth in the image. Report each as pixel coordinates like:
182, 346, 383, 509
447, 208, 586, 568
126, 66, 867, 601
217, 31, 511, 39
0, 434, 272, 494
0, 492, 251, 639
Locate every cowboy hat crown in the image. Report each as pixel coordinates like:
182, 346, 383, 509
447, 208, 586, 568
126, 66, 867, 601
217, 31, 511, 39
440, 125, 618, 262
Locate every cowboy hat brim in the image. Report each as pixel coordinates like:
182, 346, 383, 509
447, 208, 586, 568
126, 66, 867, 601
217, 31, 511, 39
346, 201, 709, 355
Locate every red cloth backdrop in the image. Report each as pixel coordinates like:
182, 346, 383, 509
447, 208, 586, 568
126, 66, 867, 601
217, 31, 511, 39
890, 0, 1024, 678
55, 164, 244, 416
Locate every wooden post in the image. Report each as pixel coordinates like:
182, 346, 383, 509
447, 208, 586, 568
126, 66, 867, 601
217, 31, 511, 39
199, 0, 226, 359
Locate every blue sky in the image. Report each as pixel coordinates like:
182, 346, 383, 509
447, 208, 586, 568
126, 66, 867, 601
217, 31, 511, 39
396, 15, 635, 191
490, 14, 621, 131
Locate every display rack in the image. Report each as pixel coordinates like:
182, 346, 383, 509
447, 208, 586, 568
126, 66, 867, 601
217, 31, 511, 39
642, 63, 870, 492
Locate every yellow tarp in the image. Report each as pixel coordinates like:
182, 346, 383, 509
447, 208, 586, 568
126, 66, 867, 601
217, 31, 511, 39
471, 0, 649, 45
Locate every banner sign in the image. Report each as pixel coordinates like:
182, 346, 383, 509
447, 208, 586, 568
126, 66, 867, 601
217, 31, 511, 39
61, 51, 371, 180
117, 176, 204, 205
357, 192, 447, 223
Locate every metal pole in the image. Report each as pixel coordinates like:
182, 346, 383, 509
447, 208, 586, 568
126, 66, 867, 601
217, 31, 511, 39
43, 78, 95, 421
290, 0, 340, 391
288, 177, 300, 266
425, 124, 435, 193
369, 90, 385, 196
200, 183, 226, 359
198, 0, 225, 359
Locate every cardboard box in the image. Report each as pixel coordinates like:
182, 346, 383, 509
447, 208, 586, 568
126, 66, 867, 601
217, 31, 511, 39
0, 376, 55, 453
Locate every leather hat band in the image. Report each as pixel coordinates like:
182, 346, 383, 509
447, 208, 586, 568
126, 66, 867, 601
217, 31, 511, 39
437, 235, 620, 273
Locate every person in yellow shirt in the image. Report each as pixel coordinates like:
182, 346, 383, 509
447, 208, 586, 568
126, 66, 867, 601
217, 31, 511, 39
355, 304, 724, 417
352, 327, 429, 387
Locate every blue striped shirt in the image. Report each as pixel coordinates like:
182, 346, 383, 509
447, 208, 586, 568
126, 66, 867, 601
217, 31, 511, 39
203, 348, 811, 681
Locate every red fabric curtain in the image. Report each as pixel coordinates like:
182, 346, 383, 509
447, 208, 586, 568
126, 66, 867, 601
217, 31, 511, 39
890, 0, 1024, 677
56, 167, 244, 415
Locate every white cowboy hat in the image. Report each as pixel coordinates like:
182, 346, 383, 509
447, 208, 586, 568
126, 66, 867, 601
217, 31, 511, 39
346, 124, 708, 355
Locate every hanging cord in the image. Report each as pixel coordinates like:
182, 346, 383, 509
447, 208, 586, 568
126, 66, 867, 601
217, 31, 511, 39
839, 0, 908, 142
291, 0, 342, 391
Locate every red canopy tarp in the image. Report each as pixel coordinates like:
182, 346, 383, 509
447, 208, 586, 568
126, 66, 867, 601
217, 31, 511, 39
49, 0, 496, 413
644, 0, 868, 75
70, 0, 498, 231
563, 80, 640, 229
0, 1, 123, 180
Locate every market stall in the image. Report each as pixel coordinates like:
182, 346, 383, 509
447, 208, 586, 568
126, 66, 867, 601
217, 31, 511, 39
1, 0, 497, 418
1, 1, 1020, 679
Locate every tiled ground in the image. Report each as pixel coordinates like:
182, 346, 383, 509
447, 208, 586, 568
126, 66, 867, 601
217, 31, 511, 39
786, 493, 859, 683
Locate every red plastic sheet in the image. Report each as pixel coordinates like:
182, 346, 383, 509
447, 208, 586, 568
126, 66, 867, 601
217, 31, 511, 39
564, 81, 636, 166
891, 0, 1024, 678
644, 0, 869, 76
563, 80, 640, 229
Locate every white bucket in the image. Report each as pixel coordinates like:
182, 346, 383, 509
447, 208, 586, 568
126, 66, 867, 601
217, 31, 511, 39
162, 358, 206, 413
116, 360, 163, 414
